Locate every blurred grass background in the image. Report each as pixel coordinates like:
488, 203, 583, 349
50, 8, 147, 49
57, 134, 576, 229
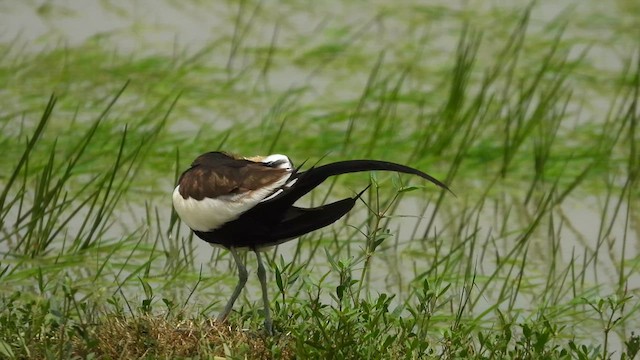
0, 1, 639, 358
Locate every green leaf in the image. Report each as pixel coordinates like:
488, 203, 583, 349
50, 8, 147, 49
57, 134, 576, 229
0, 340, 15, 358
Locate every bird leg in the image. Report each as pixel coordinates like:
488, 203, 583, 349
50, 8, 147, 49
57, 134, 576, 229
254, 250, 273, 334
217, 247, 248, 322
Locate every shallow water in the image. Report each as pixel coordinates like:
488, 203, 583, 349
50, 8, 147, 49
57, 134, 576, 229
1, 0, 638, 353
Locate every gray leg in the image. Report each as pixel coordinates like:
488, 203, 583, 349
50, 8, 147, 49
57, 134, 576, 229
217, 247, 248, 322
254, 250, 273, 334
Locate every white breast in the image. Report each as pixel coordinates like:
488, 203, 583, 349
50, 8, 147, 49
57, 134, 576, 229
172, 172, 291, 232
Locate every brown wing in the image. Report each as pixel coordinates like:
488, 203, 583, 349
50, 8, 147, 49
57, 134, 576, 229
177, 153, 289, 200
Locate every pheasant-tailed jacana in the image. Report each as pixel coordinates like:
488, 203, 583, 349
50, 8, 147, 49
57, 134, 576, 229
172, 151, 450, 333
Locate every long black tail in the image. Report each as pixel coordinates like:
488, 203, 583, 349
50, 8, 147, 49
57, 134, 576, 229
312, 160, 449, 189
269, 186, 371, 242
247, 159, 450, 227
270, 197, 357, 242
284, 160, 451, 203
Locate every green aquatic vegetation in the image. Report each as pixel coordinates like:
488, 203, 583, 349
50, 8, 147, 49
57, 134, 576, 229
1, 1, 639, 358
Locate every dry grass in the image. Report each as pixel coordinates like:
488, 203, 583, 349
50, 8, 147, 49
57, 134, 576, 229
67, 315, 295, 359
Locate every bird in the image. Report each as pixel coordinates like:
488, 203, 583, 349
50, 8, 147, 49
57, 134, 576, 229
172, 151, 451, 334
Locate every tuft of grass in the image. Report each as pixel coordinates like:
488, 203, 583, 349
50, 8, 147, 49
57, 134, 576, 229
74, 315, 295, 360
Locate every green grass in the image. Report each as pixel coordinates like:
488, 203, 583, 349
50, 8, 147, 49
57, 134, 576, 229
1, 1, 640, 359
